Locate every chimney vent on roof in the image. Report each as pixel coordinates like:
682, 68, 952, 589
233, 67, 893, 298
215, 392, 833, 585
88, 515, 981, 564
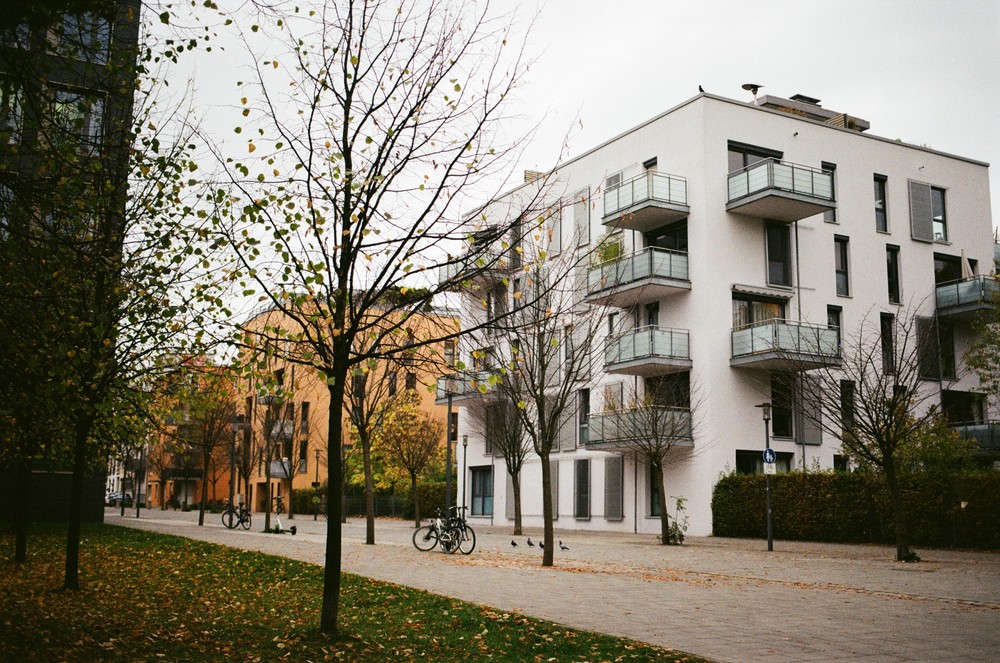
789, 94, 821, 105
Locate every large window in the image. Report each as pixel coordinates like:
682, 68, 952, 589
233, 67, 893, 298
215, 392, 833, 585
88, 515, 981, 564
470, 467, 493, 516
55, 12, 111, 63
649, 462, 661, 517
728, 141, 781, 172
732, 296, 785, 329
840, 379, 855, 435
908, 181, 948, 242
941, 390, 985, 424
834, 236, 850, 296
645, 220, 688, 252
51, 88, 105, 152
766, 222, 792, 287
931, 187, 947, 241
577, 389, 590, 446
0, 78, 23, 144
574, 459, 590, 519
886, 245, 901, 304
827, 305, 842, 346
917, 317, 955, 380
934, 253, 964, 285
880, 313, 895, 374
874, 175, 888, 232
770, 373, 794, 438
822, 162, 837, 223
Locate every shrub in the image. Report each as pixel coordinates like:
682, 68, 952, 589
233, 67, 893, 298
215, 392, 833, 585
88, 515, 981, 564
401, 481, 446, 521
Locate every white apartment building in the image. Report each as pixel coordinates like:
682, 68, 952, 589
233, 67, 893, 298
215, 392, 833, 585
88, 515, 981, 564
442, 91, 995, 537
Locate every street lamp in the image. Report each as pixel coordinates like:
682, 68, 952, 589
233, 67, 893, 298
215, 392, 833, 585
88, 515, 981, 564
461, 435, 468, 512
313, 449, 320, 520
445, 391, 454, 511
756, 402, 774, 552
228, 414, 247, 508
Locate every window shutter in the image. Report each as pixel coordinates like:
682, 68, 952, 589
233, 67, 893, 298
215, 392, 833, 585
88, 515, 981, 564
796, 376, 823, 446
574, 459, 590, 518
559, 407, 575, 451
909, 181, 933, 242
549, 459, 559, 520
505, 471, 515, 520
604, 455, 624, 520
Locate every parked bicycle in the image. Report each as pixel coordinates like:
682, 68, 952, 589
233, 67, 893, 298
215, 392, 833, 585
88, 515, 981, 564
412, 506, 475, 554
221, 499, 252, 530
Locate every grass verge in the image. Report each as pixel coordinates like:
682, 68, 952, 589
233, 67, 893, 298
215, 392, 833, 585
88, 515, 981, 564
0, 524, 704, 661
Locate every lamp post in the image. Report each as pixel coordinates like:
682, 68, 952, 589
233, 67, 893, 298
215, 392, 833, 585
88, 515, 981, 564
341, 443, 353, 524
756, 402, 774, 552
313, 449, 320, 520
445, 392, 453, 511
461, 435, 468, 512
228, 414, 244, 508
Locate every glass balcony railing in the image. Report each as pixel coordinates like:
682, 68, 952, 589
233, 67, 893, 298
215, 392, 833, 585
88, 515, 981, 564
606, 326, 690, 367
949, 421, 1000, 454
587, 247, 689, 295
435, 371, 495, 401
935, 276, 999, 313
727, 159, 834, 203
587, 406, 692, 448
603, 171, 687, 218
731, 319, 840, 362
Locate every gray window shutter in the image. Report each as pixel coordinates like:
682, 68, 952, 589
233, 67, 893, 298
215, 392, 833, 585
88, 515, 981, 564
505, 471, 515, 520
909, 181, 933, 242
574, 458, 590, 518
559, 408, 575, 451
604, 455, 624, 520
549, 459, 559, 520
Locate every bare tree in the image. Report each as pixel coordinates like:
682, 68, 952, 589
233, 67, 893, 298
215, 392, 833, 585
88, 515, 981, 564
466, 398, 529, 534
787, 306, 957, 561
380, 390, 444, 527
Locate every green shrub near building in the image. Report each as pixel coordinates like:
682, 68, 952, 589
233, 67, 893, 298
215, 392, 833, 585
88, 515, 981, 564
712, 471, 1000, 549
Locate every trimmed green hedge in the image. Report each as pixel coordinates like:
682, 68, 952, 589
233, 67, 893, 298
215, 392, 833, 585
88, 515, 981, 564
711, 471, 1000, 549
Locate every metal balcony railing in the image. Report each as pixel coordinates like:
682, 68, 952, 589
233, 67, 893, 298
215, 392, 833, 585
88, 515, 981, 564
935, 275, 999, 312
731, 319, 840, 360
435, 371, 495, 401
603, 171, 687, 218
949, 421, 1000, 454
587, 406, 692, 447
587, 246, 688, 295
727, 159, 834, 203
606, 326, 690, 366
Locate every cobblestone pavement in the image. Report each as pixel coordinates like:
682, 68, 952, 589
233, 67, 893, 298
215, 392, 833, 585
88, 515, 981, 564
107, 508, 1000, 662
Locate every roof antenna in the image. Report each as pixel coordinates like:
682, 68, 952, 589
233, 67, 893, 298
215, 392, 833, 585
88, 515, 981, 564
741, 83, 763, 102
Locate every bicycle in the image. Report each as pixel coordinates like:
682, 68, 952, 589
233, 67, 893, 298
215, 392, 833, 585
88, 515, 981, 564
449, 505, 476, 555
221, 499, 252, 530
411, 506, 475, 555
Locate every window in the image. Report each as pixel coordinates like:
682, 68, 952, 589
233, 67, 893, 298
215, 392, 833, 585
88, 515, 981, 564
735, 450, 793, 474
0, 78, 23, 144
822, 162, 837, 223
387, 372, 397, 397
300, 402, 310, 433
908, 181, 948, 242
933, 253, 963, 285
604, 455, 624, 521
833, 454, 849, 472
727, 141, 782, 173
834, 236, 850, 296
486, 282, 507, 320
766, 222, 792, 287
577, 389, 590, 446
646, 372, 690, 408
874, 175, 888, 232
880, 313, 895, 374
509, 217, 522, 270
404, 372, 417, 390
840, 380, 855, 436
603, 382, 623, 410
470, 467, 493, 516
443, 339, 456, 367
51, 88, 105, 152
827, 305, 842, 346
917, 317, 955, 380
573, 188, 590, 246
56, 12, 111, 63
649, 462, 661, 517
574, 459, 590, 519
645, 301, 659, 327
352, 373, 366, 400
886, 245, 901, 304
645, 220, 688, 252
771, 373, 794, 438
941, 390, 986, 424
607, 311, 619, 337
732, 296, 785, 329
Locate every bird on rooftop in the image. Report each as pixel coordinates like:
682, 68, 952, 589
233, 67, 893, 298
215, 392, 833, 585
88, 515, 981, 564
698, 85, 704, 93
526, 537, 534, 547
559, 541, 569, 550
510, 539, 517, 547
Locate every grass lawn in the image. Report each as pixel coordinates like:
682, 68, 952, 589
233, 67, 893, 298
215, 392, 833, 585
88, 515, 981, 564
0, 524, 704, 661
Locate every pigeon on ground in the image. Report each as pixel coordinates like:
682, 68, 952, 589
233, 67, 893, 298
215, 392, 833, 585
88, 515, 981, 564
510, 539, 518, 547
539, 541, 545, 549
559, 541, 569, 551
526, 537, 534, 547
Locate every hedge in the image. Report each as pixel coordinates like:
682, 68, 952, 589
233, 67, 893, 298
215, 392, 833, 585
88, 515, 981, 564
291, 482, 446, 521
711, 471, 1000, 549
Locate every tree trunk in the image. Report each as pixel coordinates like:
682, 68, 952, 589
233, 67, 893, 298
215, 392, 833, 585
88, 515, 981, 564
361, 430, 375, 545
159, 480, 167, 510
198, 450, 209, 526
13, 453, 32, 563
64, 417, 91, 590
511, 470, 523, 536
319, 379, 346, 636
411, 471, 420, 527
884, 467, 912, 561
287, 477, 294, 520
653, 461, 671, 545
539, 451, 553, 567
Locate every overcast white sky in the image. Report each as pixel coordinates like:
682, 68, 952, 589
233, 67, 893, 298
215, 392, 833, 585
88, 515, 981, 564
508, 0, 999, 232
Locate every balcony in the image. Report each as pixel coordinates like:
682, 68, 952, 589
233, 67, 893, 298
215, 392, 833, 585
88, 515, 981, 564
935, 276, 999, 319
605, 326, 691, 377
435, 371, 495, 404
602, 172, 689, 232
731, 319, 840, 370
585, 406, 693, 451
726, 159, 835, 222
586, 247, 690, 307
438, 242, 509, 291
949, 421, 1000, 456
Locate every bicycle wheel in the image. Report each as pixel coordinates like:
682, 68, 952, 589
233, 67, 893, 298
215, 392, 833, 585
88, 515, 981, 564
240, 510, 252, 530
440, 526, 461, 554
412, 525, 438, 551
457, 524, 476, 555
222, 510, 236, 529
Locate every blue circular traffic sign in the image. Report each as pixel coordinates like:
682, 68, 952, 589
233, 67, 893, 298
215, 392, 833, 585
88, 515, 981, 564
763, 448, 776, 464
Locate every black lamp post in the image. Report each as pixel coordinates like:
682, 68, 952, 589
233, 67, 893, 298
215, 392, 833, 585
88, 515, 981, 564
228, 414, 246, 508
461, 434, 468, 512
756, 402, 774, 552
445, 392, 453, 511
313, 449, 320, 520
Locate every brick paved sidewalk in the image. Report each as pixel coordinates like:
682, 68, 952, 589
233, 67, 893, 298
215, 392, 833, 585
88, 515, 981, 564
107, 508, 1000, 662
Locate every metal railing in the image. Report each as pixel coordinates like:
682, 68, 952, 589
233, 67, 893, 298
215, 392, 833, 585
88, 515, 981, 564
727, 158, 834, 202
949, 421, 1000, 453
935, 275, 999, 311
731, 318, 839, 359
435, 371, 495, 400
604, 171, 687, 217
587, 246, 688, 294
438, 245, 508, 285
605, 326, 690, 366
587, 406, 692, 446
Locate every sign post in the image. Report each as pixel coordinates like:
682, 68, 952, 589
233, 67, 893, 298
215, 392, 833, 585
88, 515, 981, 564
757, 403, 775, 552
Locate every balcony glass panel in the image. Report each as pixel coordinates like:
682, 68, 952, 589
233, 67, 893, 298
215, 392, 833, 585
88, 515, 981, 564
727, 159, 834, 203
606, 326, 689, 365
949, 421, 1000, 453
731, 319, 840, 359
935, 276, 999, 310
587, 247, 688, 294
604, 171, 688, 217
587, 406, 692, 446
436, 371, 494, 400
